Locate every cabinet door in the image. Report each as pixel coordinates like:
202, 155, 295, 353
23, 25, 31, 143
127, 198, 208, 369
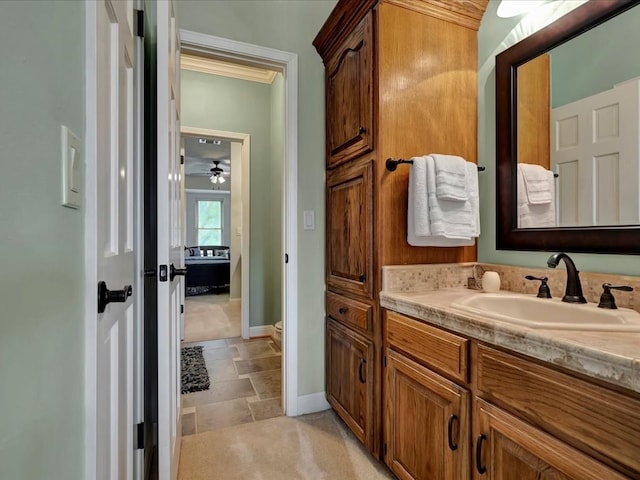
385, 349, 470, 480
473, 399, 628, 480
325, 12, 373, 168
326, 317, 374, 448
326, 160, 373, 299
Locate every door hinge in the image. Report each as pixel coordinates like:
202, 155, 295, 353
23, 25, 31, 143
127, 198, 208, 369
135, 10, 144, 37
180, 155, 185, 165
285, 253, 289, 264
135, 422, 145, 449
159, 264, 168, 282
181, 304, 184, 314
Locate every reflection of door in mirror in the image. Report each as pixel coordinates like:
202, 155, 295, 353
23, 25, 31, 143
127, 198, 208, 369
551, 79, 640, 227
517, 54, 550, 169
515, 4, 640, 229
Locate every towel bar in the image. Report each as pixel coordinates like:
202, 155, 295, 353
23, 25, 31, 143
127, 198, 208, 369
386, 158, 486, 172
385, 157, 558, 177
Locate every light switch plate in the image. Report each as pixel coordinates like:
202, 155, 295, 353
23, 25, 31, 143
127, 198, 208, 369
61, 125, 82, 208
303, 210, 315, 230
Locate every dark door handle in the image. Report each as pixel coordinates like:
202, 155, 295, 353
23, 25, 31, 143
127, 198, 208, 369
98, 281, 132, 314
170, 264, 187, 281
447, 414, 458, 451
358, 358, 366, 384
475, 434, 487, 474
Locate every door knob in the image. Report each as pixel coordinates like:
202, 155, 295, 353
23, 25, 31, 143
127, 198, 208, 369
170, 264, 187, 281
98, 281, 133, 314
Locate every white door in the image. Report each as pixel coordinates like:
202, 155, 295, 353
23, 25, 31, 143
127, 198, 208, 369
156, 1, 183, 478
91, 0, 137, 479
552, 78, 640, 226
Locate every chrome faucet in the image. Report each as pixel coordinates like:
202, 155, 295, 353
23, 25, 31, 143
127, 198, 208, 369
547, 253, 587, 304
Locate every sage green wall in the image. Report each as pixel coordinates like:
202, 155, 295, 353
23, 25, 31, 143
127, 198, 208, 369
477, 1, 638, 275
550, 5, 640, 108
177, 0, 336, 396
0, 1, 85, 478
267, 73, 285, 328
181, 70, 273, 327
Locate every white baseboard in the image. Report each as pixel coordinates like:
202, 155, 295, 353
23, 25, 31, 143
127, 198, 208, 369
296, 392, 331, 415
249, 325, 276, 338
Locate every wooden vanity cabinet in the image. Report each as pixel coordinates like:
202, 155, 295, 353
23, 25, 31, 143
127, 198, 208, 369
316, 0, 487, 458
383, 310, 640, 480
385, 349, 470, 480
474, 344, 640, 479
326, 317, 374, 446
325, 11, 374, 169
326, 159, 374, 300
384, 311, 472, 480
473, 399, 627, 480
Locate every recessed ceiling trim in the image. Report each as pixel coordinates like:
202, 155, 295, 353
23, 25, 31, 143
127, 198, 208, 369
181, 54, 277, 84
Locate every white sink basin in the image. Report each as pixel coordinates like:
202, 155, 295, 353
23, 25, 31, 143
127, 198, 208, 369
450, 292, 640, 331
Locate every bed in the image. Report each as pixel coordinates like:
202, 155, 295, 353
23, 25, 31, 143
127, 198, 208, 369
184, 245, 230, 295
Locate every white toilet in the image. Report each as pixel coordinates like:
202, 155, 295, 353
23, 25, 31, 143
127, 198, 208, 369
274, 321, 283, 349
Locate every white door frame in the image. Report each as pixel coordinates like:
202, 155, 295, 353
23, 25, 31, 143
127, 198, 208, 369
181, 126, 251, 340
179, 30, 300, 416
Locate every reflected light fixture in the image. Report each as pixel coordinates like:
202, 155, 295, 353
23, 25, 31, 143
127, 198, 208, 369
210, 160, 226, 185
497, 0, 545, 18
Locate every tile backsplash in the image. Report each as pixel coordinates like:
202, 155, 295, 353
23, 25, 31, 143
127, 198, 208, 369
382, 262, 640, 312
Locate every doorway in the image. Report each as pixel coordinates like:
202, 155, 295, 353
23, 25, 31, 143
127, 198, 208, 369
179, 31, 300, 416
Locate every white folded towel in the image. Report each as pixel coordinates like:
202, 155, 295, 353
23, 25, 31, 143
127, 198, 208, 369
407, 161, 474, 247
518, 163, 553, 204
410, 156, 430, 236
427, 156, 476, 239
517, 165, 557, 227
432, 153, 468, 201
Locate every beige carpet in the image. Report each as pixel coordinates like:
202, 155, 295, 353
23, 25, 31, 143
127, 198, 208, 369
178, 409, 393, 479
184, 295, 241, 342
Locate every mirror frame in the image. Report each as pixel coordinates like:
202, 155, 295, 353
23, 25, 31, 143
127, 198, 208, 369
495, 0, 640, 254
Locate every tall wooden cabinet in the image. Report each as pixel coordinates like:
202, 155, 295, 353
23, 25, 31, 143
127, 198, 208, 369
315, 0, 488, 458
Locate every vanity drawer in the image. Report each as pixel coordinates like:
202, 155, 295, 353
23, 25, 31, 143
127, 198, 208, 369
385, 311, 469, 384
476, 344, 640, 475
326, 291, 372, 334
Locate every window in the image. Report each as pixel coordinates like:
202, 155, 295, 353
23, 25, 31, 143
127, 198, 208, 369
197, 200, 223, 245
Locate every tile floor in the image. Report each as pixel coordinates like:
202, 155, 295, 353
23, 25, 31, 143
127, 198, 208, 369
181, 336, 283, 436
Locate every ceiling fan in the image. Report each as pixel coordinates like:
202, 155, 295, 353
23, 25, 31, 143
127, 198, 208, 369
210, 160, 227, 184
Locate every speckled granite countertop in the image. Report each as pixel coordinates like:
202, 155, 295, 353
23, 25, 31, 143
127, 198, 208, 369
380, 287, 640, 395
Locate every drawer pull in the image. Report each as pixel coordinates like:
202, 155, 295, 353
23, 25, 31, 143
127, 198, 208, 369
447, 414, 458, 451
358, 126, 367, 135
339, 307, 348, 314
358, 358, 367, 384
475, 434, 487, 474
358, 274, 366, 282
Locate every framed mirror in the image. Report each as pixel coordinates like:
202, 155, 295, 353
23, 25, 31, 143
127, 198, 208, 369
495, 0, 640, 254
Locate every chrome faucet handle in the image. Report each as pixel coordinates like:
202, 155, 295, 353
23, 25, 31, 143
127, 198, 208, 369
598, 283, 634, 309
525, 275, 552, 299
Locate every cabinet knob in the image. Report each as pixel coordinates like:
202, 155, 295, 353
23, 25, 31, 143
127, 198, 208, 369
358, 274, 366, 282
339, 307, 348, 314
358, 126, 366, 135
